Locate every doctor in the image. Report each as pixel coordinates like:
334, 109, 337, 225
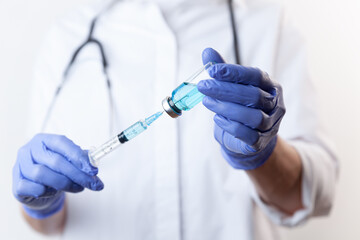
12, 0, 337, 239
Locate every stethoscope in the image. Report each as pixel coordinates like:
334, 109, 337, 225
42, 0, 241, 132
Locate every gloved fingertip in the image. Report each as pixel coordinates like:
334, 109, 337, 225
213, 114, 227, 125
201, 96, 211, 106
203, 95, 218, 104
96, 180, 104, 191
207, 65, 217, 78
90, 178, 104, 191
71, 184, 84, 193
98, 183, 104, 191
213, 114, 222, 121
197, 80, 210, 93
197, 80, 205, 88
202, 48, 226, 65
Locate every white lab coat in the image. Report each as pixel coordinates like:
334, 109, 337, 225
27, 0, 338, 239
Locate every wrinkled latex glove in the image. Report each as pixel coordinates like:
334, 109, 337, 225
198, 48, 286, 170
13, 134, 104, 219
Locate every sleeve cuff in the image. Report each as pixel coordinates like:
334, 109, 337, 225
249, 141, 316, 227
23, 192, 65, 220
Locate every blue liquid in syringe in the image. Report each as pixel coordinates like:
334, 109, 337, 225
88, 111, 163, 167
171, 82, 204, 111
120, 111, 163, 141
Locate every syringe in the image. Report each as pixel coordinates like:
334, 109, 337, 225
88, 61, 215, 167
89, 111, 163, 167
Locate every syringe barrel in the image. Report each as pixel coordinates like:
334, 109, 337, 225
88, 136, 121, 167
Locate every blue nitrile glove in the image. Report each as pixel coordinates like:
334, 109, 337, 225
198, 48, 286, 170
12, 134, 104, 219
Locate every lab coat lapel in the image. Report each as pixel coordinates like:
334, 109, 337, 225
146, 4, 182, 240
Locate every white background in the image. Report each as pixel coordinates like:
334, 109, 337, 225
0, 0, 359, 239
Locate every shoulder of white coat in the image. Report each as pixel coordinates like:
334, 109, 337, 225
242, 0, 285, 23
242, 0, 283, 9
244, 0, 308, 59
28, 3, 103, 135
33, 2, 101, 84
242, 0, 303, 40
237, 0, 286, 72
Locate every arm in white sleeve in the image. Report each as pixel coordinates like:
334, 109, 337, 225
250, 9, 339, 227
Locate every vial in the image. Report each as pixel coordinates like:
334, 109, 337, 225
162, 62, 214, 118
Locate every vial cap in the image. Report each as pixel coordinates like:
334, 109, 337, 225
162, 96, 182, 118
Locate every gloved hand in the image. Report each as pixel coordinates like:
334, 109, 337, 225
12, 134, 104, 219
198, 48, 286, 170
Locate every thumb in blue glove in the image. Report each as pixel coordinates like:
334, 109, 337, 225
13, 134, 104, 219
198, 48, 286, 170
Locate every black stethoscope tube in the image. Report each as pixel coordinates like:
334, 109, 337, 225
42, 0, 241, 131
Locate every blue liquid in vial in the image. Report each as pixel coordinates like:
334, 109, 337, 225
172, 82, 204, 111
